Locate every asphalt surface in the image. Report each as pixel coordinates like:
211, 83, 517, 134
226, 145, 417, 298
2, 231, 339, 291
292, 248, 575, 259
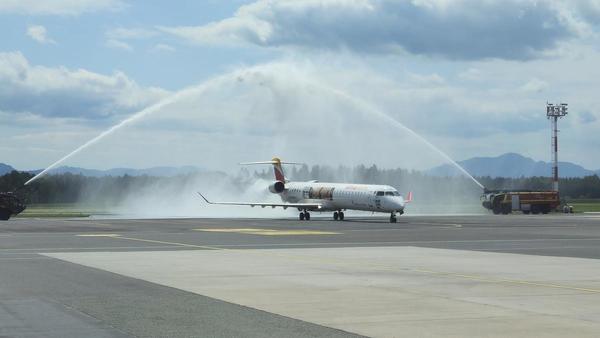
1, 213, 600, 337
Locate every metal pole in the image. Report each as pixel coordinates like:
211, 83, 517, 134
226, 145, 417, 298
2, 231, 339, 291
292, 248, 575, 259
552, 116, 559, 191
546, 102, 567, 192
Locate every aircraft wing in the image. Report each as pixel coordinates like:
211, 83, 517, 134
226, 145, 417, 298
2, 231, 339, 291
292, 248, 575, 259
197, 192, 322, 210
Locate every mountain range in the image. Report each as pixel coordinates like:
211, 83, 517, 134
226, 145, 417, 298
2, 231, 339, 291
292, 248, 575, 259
2, 153, 599, 178
427, 153, 600, 178
0, 163, 14, 176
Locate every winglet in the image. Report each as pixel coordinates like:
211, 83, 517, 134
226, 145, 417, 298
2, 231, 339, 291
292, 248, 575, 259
405, 191, 413, 203
197, 192, 214, 204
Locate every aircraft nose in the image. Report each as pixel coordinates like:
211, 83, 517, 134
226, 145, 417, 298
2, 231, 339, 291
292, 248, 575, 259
393, 197, 405, 210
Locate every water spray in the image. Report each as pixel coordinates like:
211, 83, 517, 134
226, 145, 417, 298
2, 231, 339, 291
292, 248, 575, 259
25, 66, 484, 192
23, 80, 224, 186
303, 81, 486, 190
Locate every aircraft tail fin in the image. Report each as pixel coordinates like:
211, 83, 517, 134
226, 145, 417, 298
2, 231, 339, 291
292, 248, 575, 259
405, 191, 413, 203
239, 157, 302, 182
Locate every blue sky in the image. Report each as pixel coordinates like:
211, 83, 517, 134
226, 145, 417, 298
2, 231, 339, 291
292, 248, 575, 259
0, 0, 271, 89
2, 0, 600, 171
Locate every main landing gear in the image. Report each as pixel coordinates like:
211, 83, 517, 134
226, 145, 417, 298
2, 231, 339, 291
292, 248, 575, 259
299, 210, 310, 221
333, 211, 345, 221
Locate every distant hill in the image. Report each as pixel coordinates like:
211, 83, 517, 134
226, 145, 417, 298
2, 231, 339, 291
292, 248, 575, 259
25, 165, 202, 177
0, 163, 15, 175
428, 153, 598, 178
5, 155, 599, 179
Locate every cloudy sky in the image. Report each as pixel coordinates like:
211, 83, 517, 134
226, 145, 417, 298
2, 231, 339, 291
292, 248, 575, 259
2, 0, 600, 172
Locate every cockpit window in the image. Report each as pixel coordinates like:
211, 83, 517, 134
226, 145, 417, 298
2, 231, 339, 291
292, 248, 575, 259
376, 191, 384, 196
385, 191, 394, 196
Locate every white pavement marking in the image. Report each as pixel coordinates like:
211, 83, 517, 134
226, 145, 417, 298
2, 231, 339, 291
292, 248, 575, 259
0, 245, 187, 252
0, 257, 52, 260
44, 246, 600, 338
76, 234, 120, 237
193, 228, 340, 235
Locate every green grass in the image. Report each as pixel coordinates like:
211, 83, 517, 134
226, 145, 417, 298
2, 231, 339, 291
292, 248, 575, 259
566, 199, 600, 213
16, 203, 112, 218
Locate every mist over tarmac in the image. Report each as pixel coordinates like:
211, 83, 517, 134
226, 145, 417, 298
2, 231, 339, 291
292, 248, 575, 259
47, 61, 484, 218
79, 171, 483, 219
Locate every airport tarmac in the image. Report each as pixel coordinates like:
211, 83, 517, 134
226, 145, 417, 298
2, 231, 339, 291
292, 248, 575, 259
2, 214, 600, 337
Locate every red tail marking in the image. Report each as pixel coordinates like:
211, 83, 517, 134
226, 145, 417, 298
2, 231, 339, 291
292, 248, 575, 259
274, 165, 285, 181
405, 191, 413, 203
272, 157, 285, 181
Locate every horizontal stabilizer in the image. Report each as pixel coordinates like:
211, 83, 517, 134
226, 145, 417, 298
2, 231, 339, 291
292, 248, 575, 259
239, 161, 303, 165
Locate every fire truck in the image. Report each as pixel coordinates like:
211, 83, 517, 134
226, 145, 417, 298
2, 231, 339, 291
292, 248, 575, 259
0, 192, 26, 220
481, 190, 560, 215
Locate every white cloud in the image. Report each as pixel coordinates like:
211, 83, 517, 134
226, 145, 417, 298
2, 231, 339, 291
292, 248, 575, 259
160, 0, 600, 60
105, 27, 167, 53
409, 73, 445, 86
0, 51, 169, 120
4, 54, 600, 171
26, 25, 56, 44
106, 39, 133, 51
106, 27, 158, 40
520, 78, 549, 93
151, 43, 176, 53
0, 0, 125, 15
577, 111, 598, 124
458, 68, 483, 81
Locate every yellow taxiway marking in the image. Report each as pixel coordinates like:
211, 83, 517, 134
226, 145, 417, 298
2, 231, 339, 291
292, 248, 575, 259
193, 228, 340, 236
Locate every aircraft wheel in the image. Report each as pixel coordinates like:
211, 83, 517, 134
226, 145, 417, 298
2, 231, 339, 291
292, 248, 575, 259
390, 213, 397, 223
339, 212, 344, 221
305, 212, 311, 221
333, 212, 339, 221
0, 209, 10, 221
299, 212, 305, 221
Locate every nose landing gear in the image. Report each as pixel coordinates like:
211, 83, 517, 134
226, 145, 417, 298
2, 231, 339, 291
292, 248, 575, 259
389, 210, 404, 223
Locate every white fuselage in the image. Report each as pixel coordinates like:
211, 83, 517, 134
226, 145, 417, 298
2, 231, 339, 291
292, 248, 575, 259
280, 182, 405, 213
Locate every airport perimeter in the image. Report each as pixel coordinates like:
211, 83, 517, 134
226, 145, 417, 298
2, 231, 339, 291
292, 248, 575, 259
2, 214, 600, 337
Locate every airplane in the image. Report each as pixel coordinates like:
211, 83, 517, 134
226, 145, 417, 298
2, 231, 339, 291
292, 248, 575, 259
198, 157, 412, 223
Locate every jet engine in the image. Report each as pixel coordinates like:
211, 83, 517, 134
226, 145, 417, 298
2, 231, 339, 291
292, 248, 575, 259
268, 181, 285, 194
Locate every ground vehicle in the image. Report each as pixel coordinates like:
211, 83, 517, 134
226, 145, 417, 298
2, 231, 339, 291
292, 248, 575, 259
481, 190, 560, 215
0, 192, 26, 220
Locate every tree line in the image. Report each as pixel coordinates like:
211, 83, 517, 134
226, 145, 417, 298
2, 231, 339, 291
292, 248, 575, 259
1, 165, 600, 205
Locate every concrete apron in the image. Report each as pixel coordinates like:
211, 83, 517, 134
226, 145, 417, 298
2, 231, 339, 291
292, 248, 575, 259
45, 246, 600, 338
